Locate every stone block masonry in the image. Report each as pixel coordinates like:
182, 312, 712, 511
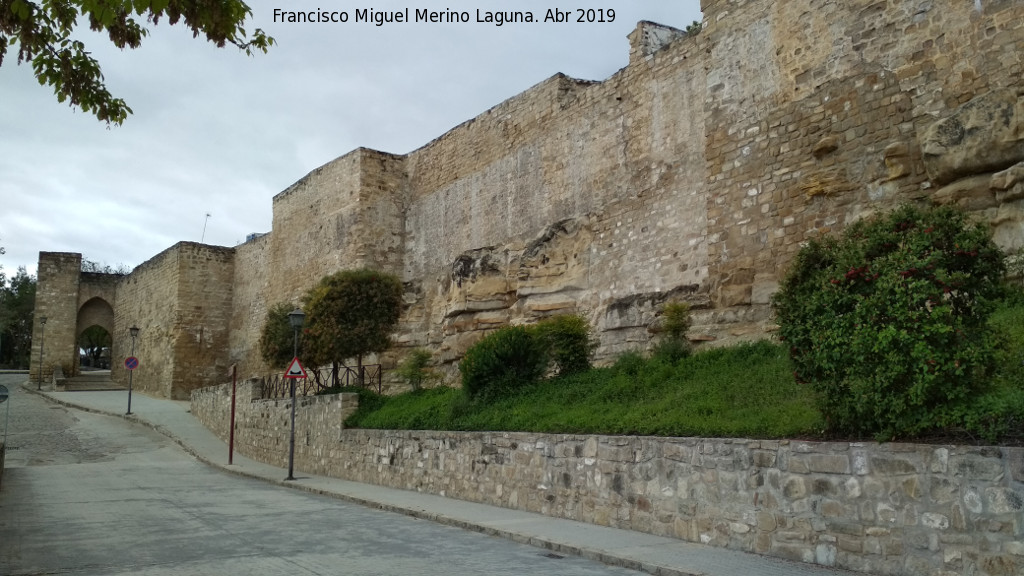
33, 0, 1024, 389
191, 385, 1024, 576
191, 380, 358, 470
112, 242, 235, 399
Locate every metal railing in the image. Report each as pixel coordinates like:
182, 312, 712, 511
260, 364, 382, 399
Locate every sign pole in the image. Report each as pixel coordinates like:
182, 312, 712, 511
282, 356, 307, 481
126, 326, 139, 415
229, 365, 237, 465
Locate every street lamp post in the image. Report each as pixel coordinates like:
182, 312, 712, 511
36, 316, 47, 391
126, 326, 139, 415
285, 308, 304, 481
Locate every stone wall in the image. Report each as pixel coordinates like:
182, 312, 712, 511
698, 0, 1024, 317
113, 243, 235, 399
190, 380, 358, 468
228, 234, 271, 379
34, 0, 1024, 389
32, 253, 82, 381
190, 386, 1024, 576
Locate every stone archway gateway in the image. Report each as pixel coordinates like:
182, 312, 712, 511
30, 253, 120, 383
31, 245, 235, 399
77, 297, 115, 368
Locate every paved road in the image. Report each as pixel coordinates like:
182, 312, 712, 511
0, 375, 638, 576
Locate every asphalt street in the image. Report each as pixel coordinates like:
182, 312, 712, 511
0, 374, 639, 576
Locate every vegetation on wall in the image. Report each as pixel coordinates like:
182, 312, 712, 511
303, 269, 403, 373
773, 204, 1010, 440
342, 205, 1024, 445
395, 348, 438, 391
459, 325, 547, 401
459, 314, 596, 400
349, 340, 822, 438
651, 301, 692, 364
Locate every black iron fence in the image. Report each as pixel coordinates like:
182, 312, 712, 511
260, 364, 382, 399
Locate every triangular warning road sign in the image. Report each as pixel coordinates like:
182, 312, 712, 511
284, 357, 307, 379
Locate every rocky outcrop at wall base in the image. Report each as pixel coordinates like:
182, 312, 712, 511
192, 384, 1024, 576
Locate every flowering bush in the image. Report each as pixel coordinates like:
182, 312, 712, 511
773, 204, 1006, 439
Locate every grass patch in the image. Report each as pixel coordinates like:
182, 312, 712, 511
343, 299, 1024, 442
347, 340, 823, 439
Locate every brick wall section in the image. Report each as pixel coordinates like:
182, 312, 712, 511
113, 245, 182, 396
400, 35, 711, 361
267, 148, 407, 306
190, 386, 1024, 576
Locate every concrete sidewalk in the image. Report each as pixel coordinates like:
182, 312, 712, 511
23, 384, 866, 576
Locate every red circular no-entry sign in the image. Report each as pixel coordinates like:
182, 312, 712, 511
125, 357, 139, 371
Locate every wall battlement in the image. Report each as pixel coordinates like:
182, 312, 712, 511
36, 0, 1024, 397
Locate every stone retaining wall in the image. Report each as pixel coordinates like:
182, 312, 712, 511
190, 381, 359, 469
192, 385, 1024, 576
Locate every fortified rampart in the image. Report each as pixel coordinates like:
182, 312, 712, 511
34, 0, 1024, 397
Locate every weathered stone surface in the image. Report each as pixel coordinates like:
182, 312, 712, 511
932, 175, 999, 211
992, 161, 1024, 192
985, 488, 1024, 514
34, 0, 1024, 391
921, 89, 1024, 186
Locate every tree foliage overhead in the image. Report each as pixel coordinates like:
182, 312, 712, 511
0, 0, 274, 124
303, 269, 404, 370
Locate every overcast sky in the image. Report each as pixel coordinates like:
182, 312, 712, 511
0, 1, 702, 278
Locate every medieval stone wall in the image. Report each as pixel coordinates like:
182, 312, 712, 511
31, 252, 83, 381
143, 0, 1024, 383
169, 244, 234, 398
34, 0, 1024, 390
400, 38, 711, 362
111, 246, 180, 395
266, 148, 407, 307
698, 0, 1024, 323
228, 233, 271, 378
112, 243, 235, 399
190, 386, 1024, 576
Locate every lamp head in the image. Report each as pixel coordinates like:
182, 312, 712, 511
288, 308, 305, 329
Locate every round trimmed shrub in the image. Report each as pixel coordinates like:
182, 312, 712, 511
459, 326, 547, 400
772, 204, 1005, 439
534, 314, 595, 376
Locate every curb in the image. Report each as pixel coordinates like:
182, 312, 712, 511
22, 385, 699, 576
